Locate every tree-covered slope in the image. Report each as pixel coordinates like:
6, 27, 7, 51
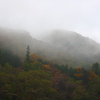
0, 28, 100, 67
42, 30, 100, 65
0, 28, 76, 67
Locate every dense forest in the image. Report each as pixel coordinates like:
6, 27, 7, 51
0, 46, 100, 100
0, 28, 100, 100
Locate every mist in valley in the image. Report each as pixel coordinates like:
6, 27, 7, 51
0, 27, 100, 68
1, 1, 100, 100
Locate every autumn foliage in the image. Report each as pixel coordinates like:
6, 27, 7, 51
0, 50, 100, 100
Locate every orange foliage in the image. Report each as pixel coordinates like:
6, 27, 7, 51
43, 64, 51, 70
76, 67, 82, 71
74, 73, 83, 78
89, 71, 98, 80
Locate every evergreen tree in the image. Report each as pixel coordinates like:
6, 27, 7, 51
0, 49, 21, 67
91, 62, 100, 75
25, 45, 31, 63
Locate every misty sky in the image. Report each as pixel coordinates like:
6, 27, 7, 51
0, 0, 100, 42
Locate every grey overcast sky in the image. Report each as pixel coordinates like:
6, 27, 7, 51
0, 0, 100, 42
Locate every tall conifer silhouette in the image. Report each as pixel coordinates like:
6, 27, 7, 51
25, 45, 31, 63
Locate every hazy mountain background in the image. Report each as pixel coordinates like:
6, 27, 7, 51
41, 30, 100, 64
0, 28, 100, 68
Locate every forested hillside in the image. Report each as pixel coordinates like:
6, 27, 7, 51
1, 28, 100, 67
0, 0, 100, 99
0, 45, 100, 100
0, 28, 84, 67
42, 30, 100, 65
0, 28, 100, 99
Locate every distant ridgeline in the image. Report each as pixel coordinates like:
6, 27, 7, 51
0, 28, 100, 68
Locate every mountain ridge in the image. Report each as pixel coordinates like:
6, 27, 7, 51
0, 28, 100, 68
